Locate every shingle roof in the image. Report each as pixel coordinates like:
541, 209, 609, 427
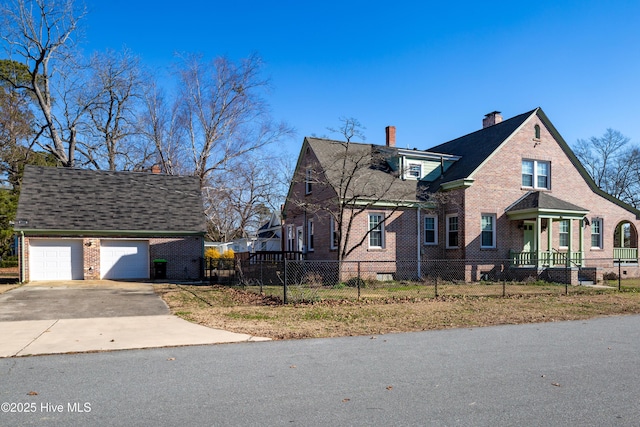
506, 191, 588, 213
15, 166, 206, 233
424, 109, 536, 191
306, 137, 423, 202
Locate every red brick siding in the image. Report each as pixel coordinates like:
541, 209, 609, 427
83, 238, 101, 279
148, 237, 203, 280
462, 115, 640, 276
19, 235, 203, 282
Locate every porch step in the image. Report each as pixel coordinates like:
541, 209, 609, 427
577, 277, 594, 286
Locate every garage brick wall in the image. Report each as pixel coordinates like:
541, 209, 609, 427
20, 236, 204, 282
149, 237, 203, 280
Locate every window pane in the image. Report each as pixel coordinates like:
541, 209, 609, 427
559, 220, 569, 247
369, 214, 383, 247
537, 162, 548, 176
409, 164, 421, 178
424, 217, 435, 244
522, 161, 533, 187
591, 219, 601, 248
537, 162, 549, 188
448, 216, 458, 247
481, 215, 494, 247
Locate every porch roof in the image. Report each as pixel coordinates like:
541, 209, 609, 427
505, 191, 589, 220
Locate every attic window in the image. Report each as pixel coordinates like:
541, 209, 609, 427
408, 163, 422, 179
305, 168, 312, 194
534, 124, 541, 140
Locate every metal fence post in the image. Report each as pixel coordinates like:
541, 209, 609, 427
618, 259, 622, 291
283, 259, 288, 305
357, 261, 361, 300
435, 276, 438, 298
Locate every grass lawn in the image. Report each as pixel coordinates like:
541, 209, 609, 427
154, 280, 640, 340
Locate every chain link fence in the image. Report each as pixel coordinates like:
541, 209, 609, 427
234, 258, 636, 304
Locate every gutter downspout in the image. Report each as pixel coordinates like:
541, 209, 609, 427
19, 231, 25, 283
417, 207, 421, 278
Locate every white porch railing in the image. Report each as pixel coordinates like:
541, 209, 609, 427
509, 250, 584, 267
613, 247, 638, 263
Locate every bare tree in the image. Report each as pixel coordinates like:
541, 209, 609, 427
574, 129, 640, 207
293, 117, 417, 263
0, 0, 86, 166
140, 80, 188, 175
82, 49, 151, 170
172, 53, 294, 187
204, 153, 288, 241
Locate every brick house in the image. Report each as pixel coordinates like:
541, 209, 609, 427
15, 166, 206, 282
282, 108, 640, 283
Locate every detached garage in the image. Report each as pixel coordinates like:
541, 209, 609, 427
15, 166, 207, 282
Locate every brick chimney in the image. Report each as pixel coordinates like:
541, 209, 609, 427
385, 126, 396, 147
482, 111, 503, 128
151, 164, 161, 174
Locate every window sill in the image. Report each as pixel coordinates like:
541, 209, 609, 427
368, 248, 385, 252
521, 186, 550, 191
480, 247, 497, 251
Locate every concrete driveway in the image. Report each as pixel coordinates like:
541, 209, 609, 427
0, 280, 169, 321
0, 281, 269, 357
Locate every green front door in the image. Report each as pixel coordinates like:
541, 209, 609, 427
522, 222, 535, 264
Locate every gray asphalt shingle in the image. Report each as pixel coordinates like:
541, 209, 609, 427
15, 166, 206, 233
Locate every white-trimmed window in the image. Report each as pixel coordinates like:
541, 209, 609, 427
522, 159, 550, 190
330, 219, 338, 250
481, 214, 496, 248
305, 168, 312, 194
424, 215, 437, 245
307, 220, 314, 251
408, 163, 422, 179
368, 213, 385, 248
559, 220, 569, 247
591, 218, 603, 248
446, 214, 459, 249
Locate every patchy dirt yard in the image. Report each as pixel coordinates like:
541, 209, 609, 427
0, 283, 21, 295
155, 284, 640, 340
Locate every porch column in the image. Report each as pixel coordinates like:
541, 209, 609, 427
536, 216, 542, 268
567, 218, 574, 267
579, 219, 585, 266
547, 219, 553, 267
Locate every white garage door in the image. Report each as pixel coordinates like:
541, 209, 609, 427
29, 239, 84, 281
100, 240, 149, 280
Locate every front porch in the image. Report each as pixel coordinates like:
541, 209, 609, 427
509, 249, 584, 267
509, 248, 639, 267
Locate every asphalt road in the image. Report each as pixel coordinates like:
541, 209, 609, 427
1, 315, 640, 426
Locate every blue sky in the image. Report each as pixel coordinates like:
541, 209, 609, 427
83, 0, 640, 156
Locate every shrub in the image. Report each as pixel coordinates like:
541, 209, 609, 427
222, 249, 235, 259
205, 248, 221, 260
345, 277, 366, 288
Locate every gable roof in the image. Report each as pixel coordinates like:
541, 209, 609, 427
424, 109, 536, 191
15, 166, 206, 234
286, 108, 640, 218
506, 191, 588, 213
305, 137, 423, 203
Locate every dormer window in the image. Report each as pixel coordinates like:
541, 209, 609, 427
408, 163, 422, 179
